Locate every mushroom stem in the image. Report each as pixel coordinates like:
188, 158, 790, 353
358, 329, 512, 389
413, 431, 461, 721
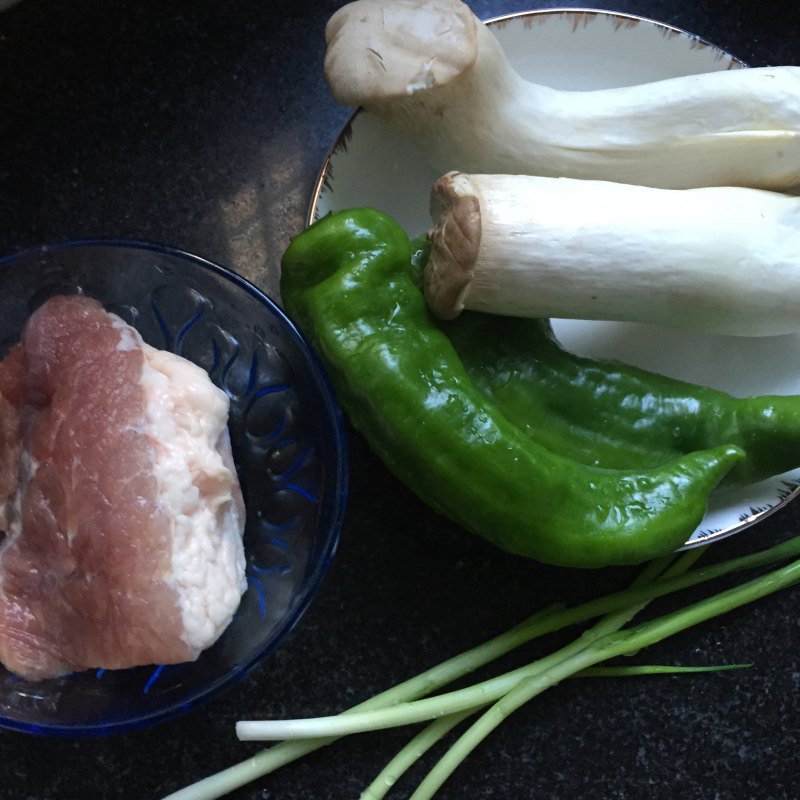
324, 0, 800, 190
424, 172, 800, 337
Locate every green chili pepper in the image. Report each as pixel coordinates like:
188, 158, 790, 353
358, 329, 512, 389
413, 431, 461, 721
281, 208, 743, 568
408, 240, 800, 486
449, 313, 800, 484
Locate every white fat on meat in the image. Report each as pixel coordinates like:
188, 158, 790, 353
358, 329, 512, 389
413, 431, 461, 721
0, 296, 247, 680
128, 323, 247, 652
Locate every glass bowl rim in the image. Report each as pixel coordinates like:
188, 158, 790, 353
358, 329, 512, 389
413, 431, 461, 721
0, 237, 349, 737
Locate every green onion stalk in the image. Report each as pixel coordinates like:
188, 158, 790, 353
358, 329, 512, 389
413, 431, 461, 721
162, 535, 800, 800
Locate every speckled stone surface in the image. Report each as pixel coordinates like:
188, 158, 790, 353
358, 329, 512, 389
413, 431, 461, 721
1, 1, 799, 798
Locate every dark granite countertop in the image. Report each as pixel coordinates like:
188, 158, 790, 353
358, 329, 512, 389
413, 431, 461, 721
1, 1, 799, 798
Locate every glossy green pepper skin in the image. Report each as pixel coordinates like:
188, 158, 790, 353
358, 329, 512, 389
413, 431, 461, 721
281, 209, 743, 568
446, 311, 800, 486
408, 238, 800, 486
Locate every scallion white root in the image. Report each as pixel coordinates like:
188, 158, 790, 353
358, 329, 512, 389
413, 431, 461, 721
161, 603, 563, 800
163, 535, 800, 800
234, 539, 799, 741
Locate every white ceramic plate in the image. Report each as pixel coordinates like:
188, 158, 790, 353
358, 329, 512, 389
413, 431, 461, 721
309, 8, 800, 547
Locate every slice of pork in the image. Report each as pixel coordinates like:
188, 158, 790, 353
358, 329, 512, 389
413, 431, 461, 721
0, 295, 246, 680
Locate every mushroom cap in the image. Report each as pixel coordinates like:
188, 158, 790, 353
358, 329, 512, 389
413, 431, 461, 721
324, 0, 478, 108
425, 171, 481, 320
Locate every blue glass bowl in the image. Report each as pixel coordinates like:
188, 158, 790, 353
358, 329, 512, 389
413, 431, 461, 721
0, 240, 348, 736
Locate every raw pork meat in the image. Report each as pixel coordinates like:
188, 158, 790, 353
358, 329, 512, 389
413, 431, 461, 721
0, 295, 246, 680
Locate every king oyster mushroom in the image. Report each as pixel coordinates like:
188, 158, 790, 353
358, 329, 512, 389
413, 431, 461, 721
425, 171, 800, 336
324, 0, 800, 190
